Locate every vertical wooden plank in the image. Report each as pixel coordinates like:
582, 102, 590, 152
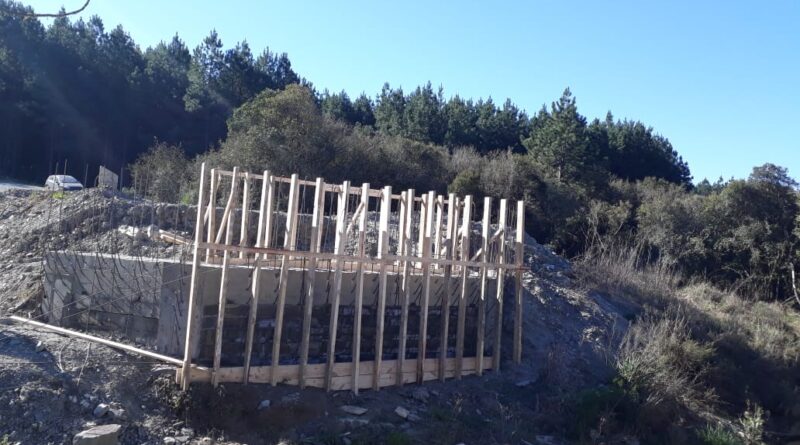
417, 191, 435, 383
397, 188, 415, 386
514, 200, 525, 363
455, 195, 473, 379
242, 170, 270, 384
239, 173, 251, 259
493, 199, 508, 371
205, 169, 218, 261
300, 178, 325, 388
373, 185, 392, 390
351, 183, 370, 394
326, 181, 351, 391
476, 197, 492, 376
212, 167, 239, 387
417, 194, 427, 264
180, 163, 207, 390
439, 194, 457, 381
433, 196, 444, 271
270, 174, 300, 386
262, 174, 276, 250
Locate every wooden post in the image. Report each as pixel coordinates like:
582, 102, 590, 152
205, 169, 218, 261
397, 188, 415, 386
476, 197, 491, 376
351, 183, 369, 394
242, 171, 270, 383
417, 191, 435, 383
239, 172, 251, 259
433, 196, 444, 271
180, 163, 207, 390
439, 194, 457, 381
513, 200, 525, 363
373, 185, 392, 390
300, 178, 325, 388
212, 167, 239, 386
270, 174, 300, 386
262, 174, 276, 250
326, 181, 350, 391
455, 195, 473, 379
493, 199, 508, 371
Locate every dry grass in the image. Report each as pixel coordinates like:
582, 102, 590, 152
575, 245, 799, 443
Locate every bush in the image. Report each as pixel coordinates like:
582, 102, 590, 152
129, 141, 190, 203
615, 311, 715, 415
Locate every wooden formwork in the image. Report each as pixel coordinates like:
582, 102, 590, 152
179, 164, 526, 392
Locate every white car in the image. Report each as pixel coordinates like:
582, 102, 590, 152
44, 175, 84, 191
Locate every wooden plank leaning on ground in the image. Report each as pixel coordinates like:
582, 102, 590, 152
476, 197, 491, 376
351, 183, 369, 394
299, 178, 325, 388
493, 199, 508, 371
373, 185, 392, 390
179, 162, 207, 389
270, 174, 300, 386
455, 195, 473, 379
325, 181, 351, 391
212, 166, 239, 387
514, 200, 525, 363
242, 170, 271, 384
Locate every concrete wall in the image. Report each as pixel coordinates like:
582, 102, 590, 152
43, 252, 497, 364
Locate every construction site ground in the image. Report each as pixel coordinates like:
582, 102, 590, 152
0, 189, 630, 445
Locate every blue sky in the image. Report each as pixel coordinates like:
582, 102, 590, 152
25, 0, 800, 183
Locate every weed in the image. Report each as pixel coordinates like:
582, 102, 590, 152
697, 424, 742, 445
738, 401, 765, 445
385, 431, 411, 445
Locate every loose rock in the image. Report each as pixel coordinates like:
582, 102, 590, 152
72, 424, 122, 445
340, 405, 368, 416
394, 406, 410, 419
92, 403, 109, 418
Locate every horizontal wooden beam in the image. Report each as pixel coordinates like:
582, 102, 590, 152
196, 242, 525, 271
184, 356, 493, 390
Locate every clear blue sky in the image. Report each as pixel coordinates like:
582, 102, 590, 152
25, 0, 800, 183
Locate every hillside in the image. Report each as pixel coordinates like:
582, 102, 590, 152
1, 188, 799, 444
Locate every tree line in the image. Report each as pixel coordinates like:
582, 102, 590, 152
3, 2, 799, 301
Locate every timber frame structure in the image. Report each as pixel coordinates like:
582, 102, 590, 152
178, 164, 526, 393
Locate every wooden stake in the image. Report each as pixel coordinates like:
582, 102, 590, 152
180, 163, 207, 389
300, 178, 325, 388
270, 174, 300, 386
373, 185, 392, 390
205, 169, 218, 261
326, 180, 351, 391
417, 191, 435, 383
514, 200, 525, 363
239, 173, 251, 259
439, 194, 457, 381
476, 197, 491, 376
262, 174, 276, 250
493, 199, 508, 371
351, 183, 369, 394
433, 196, 444, 271
397, 188, 415, 386
242, 170, 270, 383
455, 195, 473, 379
212, 167, 239, 386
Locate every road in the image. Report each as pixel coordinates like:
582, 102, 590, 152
0, 180, 44, 192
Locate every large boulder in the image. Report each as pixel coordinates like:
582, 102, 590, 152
73, 424, 122, 445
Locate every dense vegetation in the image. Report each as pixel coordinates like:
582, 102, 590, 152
3, 3, 799, 304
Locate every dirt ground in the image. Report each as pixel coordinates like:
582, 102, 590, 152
0, 189, 632, 444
